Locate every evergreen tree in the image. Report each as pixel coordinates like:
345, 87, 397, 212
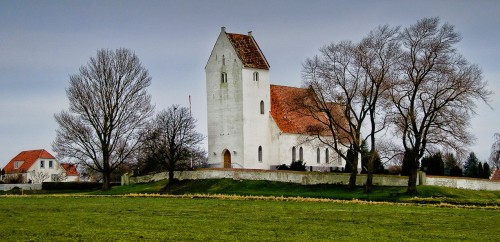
360, 141, 369, 174
444, 153, 459, 176
360, 141, 385, 174
421, 153, 444, 175
464, 152, 479, 178
483, 163, 491, 179
344, 147, 355, 173
372, 151, 385, 174
477, 162, 484, 179
401, 152, 414, 176
449, 165, 463, 177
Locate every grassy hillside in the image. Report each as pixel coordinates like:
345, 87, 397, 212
93, 179, 500, 206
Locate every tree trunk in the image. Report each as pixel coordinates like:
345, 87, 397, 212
348, 150, 358, 190
168, 168, 178, 184
405, 150, 418, 194
365, 156, 374, 193
102, 172, 111, 191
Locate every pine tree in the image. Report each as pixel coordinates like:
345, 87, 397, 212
464, 152, 479, 178
477, 162, 484, 179
483, 163, 491, 179
421, 153, 444, 175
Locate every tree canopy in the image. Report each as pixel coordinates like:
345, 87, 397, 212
53, 48, 154, 190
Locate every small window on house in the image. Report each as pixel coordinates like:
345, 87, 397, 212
49, 160, 53, 168
222, 55, 225, 65
337, 153, 342, 165
14, 161, 22, 169
292, 147, 296, 162
253, 71, 259, 81
51, 174, 58, 182
260, 101, 264, 114
317, 148, 320, 164
299, 147, 303, 161
221, 72, 227, 83
40, 160, 45, 168
325, 148, 329, 163
258, 146, 263, 162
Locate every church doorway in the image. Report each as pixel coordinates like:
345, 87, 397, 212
223, 150, 231, 168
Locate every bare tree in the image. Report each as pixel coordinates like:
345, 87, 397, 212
489, 133, 500, 169
141, 105, 205, 183
390, 18, 491, 194
53, 48, 154, 190
301, 25, 399, 191
30, 171, 50, 184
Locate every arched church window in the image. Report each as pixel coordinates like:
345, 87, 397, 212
292, 147, 296, 162
222, 55, 225, 65
317, 148, 320, 164
258, 146, 263, 162
325, 148, 329, 163
253, 71, 259, 81
221, 72, 227, 83
299, 147, 303, 161
260, 101, 264, 114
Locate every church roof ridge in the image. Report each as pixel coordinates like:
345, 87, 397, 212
225, 30, 270, 70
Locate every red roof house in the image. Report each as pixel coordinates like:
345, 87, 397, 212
2, 149, 78, 183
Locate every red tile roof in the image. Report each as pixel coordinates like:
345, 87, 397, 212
270, 85, 347, 141
3, 149, 55, 174
60, 163, 79, 176
226, 32, 270, 70
491, 169, 500, 181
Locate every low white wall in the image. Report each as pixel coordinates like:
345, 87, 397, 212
122, 169, 409, 187
423, 175, 500, 191
0, 184, 42, 191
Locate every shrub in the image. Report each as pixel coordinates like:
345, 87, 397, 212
290, 160, 306, 171
4, 174, 24, 184
276, 164, 289, 170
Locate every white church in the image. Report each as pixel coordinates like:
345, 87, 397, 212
205, 27, 349, 171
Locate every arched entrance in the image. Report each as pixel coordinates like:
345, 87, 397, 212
223, 150, 231, 168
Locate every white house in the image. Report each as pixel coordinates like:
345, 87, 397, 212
2, 149, 79, 183
206, 27, 357, 171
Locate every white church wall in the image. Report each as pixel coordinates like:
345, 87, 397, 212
241, 68, 271, 169
206, 30, 245, 168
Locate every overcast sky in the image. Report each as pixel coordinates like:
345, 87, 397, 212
1, 0, 499, 168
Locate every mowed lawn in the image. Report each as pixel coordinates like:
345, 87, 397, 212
0, 196, 498, 241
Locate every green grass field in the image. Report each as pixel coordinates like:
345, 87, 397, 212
0, 195, 499, 241
1, 179, 499, 241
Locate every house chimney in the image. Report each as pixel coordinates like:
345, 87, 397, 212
248, 31, 252, 36
221, 26, 226, 33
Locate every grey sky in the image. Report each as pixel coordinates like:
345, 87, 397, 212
1, 0, 499, 168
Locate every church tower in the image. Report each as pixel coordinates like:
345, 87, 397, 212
205, 27, 271, 169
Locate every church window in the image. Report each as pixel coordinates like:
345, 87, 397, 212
253, 71, 259, 81
292, 147, 296, 162
221, 72, 227, 83
222, 55, 225, 65
317, 148, 320, 164
260, 101, 264, 114
299, 147, 303, 161
325, 148, 329, 163
258, 146, 263, 162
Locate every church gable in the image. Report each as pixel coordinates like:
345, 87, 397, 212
226, 32, 270, 70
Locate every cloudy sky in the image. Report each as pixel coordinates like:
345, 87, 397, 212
1, 0, 499, 168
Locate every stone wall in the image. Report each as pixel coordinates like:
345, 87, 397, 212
122, 169, 410, 187
421, 174, 500, 191
0, 184, 42, 191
